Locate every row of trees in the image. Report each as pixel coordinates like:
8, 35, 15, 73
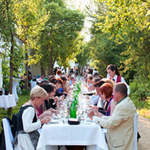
1, 0, 150, 100
0, 0, 85, 92
78, 0, 150, 100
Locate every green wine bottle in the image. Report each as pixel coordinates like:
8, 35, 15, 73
70, 101, 76, 118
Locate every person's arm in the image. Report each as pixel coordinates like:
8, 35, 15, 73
38, 110, 52, 120
93, 105, 127, 129
22, 107, 51, 133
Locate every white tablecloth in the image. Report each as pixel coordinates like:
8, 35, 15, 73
0, 94, 16, 108
37, 123, 108, 150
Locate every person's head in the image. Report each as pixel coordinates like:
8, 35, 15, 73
48, 75, 57, 84
55, 78, 63, 89
40, 79, 50, 85
99, 83, 113, 100
93, 76, 101, 85
107, 64, 120, 78
113, 82, 127, 102
40, 83, 56, 98
30, 85, 48, 108
101, 78, 115, 88
87, 74, 93, 83
93, 72, 99, 77
94, 78, 105, 95
88, 68, 93, 75
56, 69, 62, 76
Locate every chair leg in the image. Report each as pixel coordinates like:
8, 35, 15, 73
58, 145, 62, 150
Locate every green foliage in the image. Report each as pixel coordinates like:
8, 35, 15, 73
130, 80, 149, 100
93, 0, 150, 80
20, 88, 30, 95
12, 46, 24, 76
130, 74, 150, 110
30, 0, 85, 74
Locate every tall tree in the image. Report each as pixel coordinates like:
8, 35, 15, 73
83, 0, 128, 78
30, 0, 85, 75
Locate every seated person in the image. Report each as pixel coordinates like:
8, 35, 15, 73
90, 77, 104, 105
87, 74, 93, 88
37, 74, 45, 84
56, 78, 64, 93
52, 78, 67, 98
55, 69, 62, 78
70, 76, 75, 86
86, 74, 94, 92
14, 86, 52, 150
91, 83, 113, 116
61, 76, 70, 93
88, 83, 137, 150
101, 78, 116, 115
40, 83, 59, 111
48, 75, 57, 84
40, 79, 49, 85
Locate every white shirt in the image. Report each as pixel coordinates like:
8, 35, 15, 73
22, 107, 41, 132
55, 74, 60, 78
97, 97, 104, 108
90, 95, 100, 105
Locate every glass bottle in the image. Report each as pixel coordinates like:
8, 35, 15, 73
70, 101, 76, 118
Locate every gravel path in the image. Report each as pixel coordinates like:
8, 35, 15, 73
138, 116, 150, 150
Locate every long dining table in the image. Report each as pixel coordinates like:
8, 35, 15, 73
37, 121, 108, 150
37, 80, 108, 150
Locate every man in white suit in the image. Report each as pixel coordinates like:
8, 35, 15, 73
92, 82, 136, 150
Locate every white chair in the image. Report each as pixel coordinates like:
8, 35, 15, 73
134, 112, 139, 150
2, 118, 14, 150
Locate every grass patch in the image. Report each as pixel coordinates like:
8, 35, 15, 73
137, 109, 150, 119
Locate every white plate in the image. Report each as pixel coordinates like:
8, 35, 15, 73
53, 116, 60, 120
86, 118, 93, 122
49, 120, 59, 124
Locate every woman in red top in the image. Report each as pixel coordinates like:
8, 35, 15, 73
106, 64, 130, 95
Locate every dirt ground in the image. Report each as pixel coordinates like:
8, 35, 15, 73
138, 116, 150, 150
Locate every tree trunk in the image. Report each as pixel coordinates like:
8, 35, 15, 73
25, 46, 29, 89
48, 48, 58, 75
9, 32, 14, 94
40, 61, 45, 76
48, 48, 53, 75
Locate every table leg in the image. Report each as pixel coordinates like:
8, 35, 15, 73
8, 107, 12, 117
58, 146, 63, 150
